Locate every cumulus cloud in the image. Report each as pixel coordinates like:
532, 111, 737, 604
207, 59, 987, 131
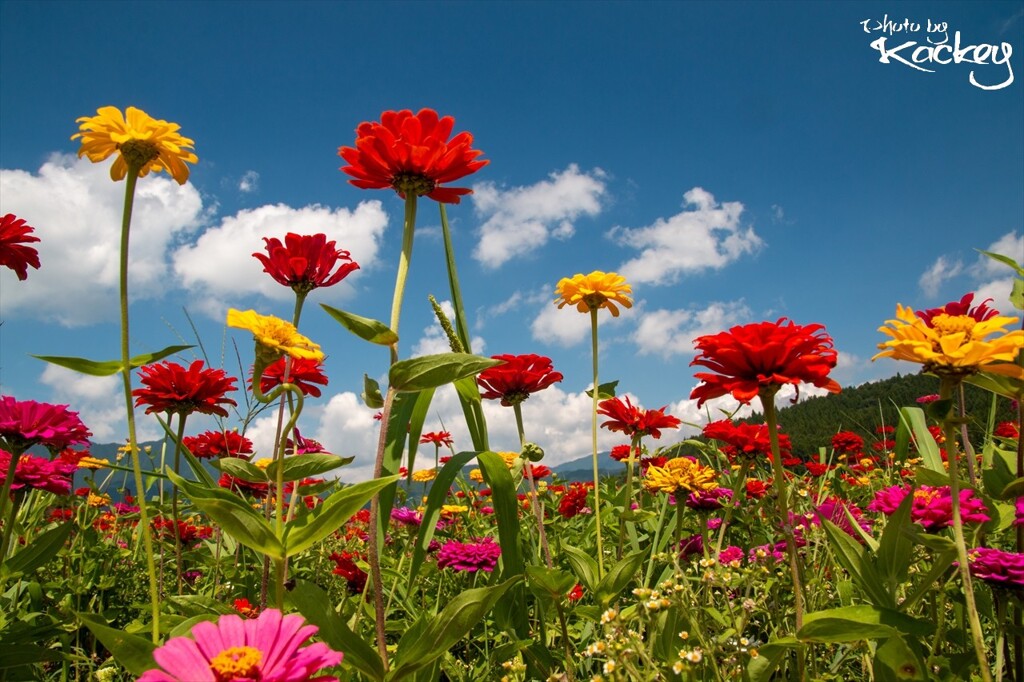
670, 382, 836, 437
531, 294, 635, 347
238, 171, 260, 193
471, 165, 606, 268
0, 155, 205, 325
172, 201, 388, 317
412, 299, 486, 357
609, 187, 762, 286
918, 255, 963, 297
632, 300, 753, 358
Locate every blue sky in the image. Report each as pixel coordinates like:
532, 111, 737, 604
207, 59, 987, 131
1, 1, 1022, 478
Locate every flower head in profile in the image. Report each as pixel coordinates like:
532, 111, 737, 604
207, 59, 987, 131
182, 429, 254, 460
874, 300, 1024, 380
253, 233, 359, 295
420, 431, 453, 448
0, 451, 77, 495
477, 354, 564, 406
256, 357, 329, 398
917, 293, 999, 326
642, 457, 719, 496
437, 537, 502, 573
137, 608, 342, 682
330, 551, 368, 594
554, 271, 633, 317
968, 547, 1024, 589
0, 214, 41, 281
339, 108, 488, 204
72, 106, 197, 184
597, 396, 681, 439
0, 396, 91, 454
702, 420, 791, 461
690, 319, 841, 407
227, 309, 324, 364
133, 360, 238, 418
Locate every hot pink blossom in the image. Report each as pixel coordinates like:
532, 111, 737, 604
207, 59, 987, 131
868, 484, 989, 532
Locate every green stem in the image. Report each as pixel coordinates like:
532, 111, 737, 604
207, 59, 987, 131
0, 445, 25, 570
171, 413, 188, 595
618, 434, 642, 560
714, 458, 752, 556
939, 377, 992, 682
117, 168, 161, 643
368, 387, 397, 669
389, 195, 417, 365
513, 402, 552, 568
589, 308, 605, 578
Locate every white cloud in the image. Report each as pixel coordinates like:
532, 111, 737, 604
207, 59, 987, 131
632, 300, 752, 358
965, 231, 1022, 312
0, 154, 205, 325
531, 294, 635, 347
918, 255, 963, 297
609, 187, 762, 286
670, 382, 835, 438
238, 171, 260, 194
412, 299, 486, 357
471, 165, 606, 268
172, 201, 388, 317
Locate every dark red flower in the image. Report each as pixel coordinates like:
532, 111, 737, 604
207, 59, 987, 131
218, 473, 269, 499
702, 420, 791, 460
528, 464, 551, 479
330, 551, 368, 594
831, 431, 864, 455
995, 421, 1020, 439
420, 431, 454, 448
690, 319, 841, 407
745, 479, 770, 499
597, 396, 681, 439
134, 360, 237, 417
610, 444, 641, 462
339, 108, 488, 204
0, 214, 41, 281
286, 429, 328, 455
252, 232, 359, 294
567, 583, 584, 601
233, 597, 261, 619
558, 482, 593, 519
477, 354, 563, 406
256, 357, 328, 398
917, 292, 999, 326
0, 396, 91, 453
182, 430, 253, 459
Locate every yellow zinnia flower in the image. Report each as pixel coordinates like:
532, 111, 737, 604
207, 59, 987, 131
411, 468, 437, 482
468, 468, 484, 483
87, 492, 111, 508
874, 304, 1024, 379
78, 456, 110, 470
642, 457, 718, 495
72, 106, 198, 184
554, 271, 633, 317
226, 309, 324, 362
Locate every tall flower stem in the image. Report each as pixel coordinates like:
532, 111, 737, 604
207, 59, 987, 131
714, 458, 753, 556
618, 434, 642, 559
939, 377, 992, 682
589, 308, 605, 578
0, 446, 25, 568
170, 414, 189, 595
388, 195, 417, 365
513, 402, 552, 568
117, 167, 161, 643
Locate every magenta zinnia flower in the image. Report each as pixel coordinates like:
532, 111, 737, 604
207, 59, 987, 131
968, 547, 1024, 589
0, 396, 92, 453
436, 537, 501, 573
0, 450, 77, 495
868, 484, 990, 532
0, 213, 42, 281
138, 608, 342, 681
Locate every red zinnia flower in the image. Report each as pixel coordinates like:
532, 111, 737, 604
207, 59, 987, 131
690, 318, 841, 407
995, 421, 1020, 439
218, 473, 269, 499
182, 429, 253, 459
256, 356, 329, 398
253, 232, 359, 294
420, 431, 454, 448
831, 431, 864, 455
702, 420, 791, 460
477, 354, 563, 406
917, 292, 999, 326
0, 213, 41, 281
134, 360, 238, 417
597, 396, 681, 439
286, 429, 328, 455
233, 597, 261, 619
339, 108, 488, 204
0, 396, 92, 453
330, 551, 368, 594
558, 482, 594, 519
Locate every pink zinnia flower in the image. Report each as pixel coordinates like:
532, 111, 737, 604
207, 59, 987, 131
0, 451, 77, 495
0, 396, 91, 453
436, 537, 501, 573
139, 608, 342, 681
812, 496, 872, 540
868, 484, 989, 532
1015, 498, 1024, 527
0, 213, 41, 281
968, 547, 1024, 589
686, 487, 732, 511
718, 545, 744, 566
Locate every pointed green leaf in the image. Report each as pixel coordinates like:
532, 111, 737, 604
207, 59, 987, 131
362, 374, 384, 409
561, 544, 599, 594
265, 453, 353, 483
747, 637, 802, 682
895, 407, 943, 472
76, 613, 156, 675
477, 451, 524, 579
977, 249, 1024, 278
2, 522, 74, 578
378, 390, 417, 537
0, 644, 64, 668
453, 375, 489, 451
321, 304, 398, 346
389, 353, 502, 392
798, 605, 934, 643
585, 380, 619, 399
1002, 476, 1024, 498
873, 632, 929, 680
595, 551, 645, 607
213, 456, 268, 483
876, 492, 916, 588
439, 203, 474, 354
821, 519, 893, 608
32, 344, 195, 376
404, 387, 436, 476
526, 565, 577, 604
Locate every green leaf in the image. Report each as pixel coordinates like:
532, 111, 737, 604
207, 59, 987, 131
0, 644, 64, 668
265, 453, 353, 484
32, 344, 194, 376
526, 565, 577, 605
213, 456, 268, 483
585, 380, 619, 399
378, 390, 418, 538
1002, 476, 1024, 498
873, 633, 929, 680
746, 637, 801, 682
389, 353, 502, 392
321, 304, 398, 345
798, 605, 934, 643
439, 203, 475, 354
821, 519, 893, 608
964, 371, 1024, 401
282, 476, 399, 558
287, 581, 385, 682
404, 387, 436, 476
477, 451, 524, 579
895, 407, 943, 472
76, 612, 156, 675
977, 248, 1024, 278
561, 544, 599, 594
362, 374, 384, 409
453, 375, 489, 451
389, 577, 521, 680
2, 522, 74, 578
167, 469, 284, 559
876, 492, 915, 589
595, 551, 645, 607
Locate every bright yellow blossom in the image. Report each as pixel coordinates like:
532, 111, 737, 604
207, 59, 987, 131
78, 456, 110, 470
643, 457, 719, 495
469, 468, 485, 483
554, 271, 633, 317
87, 492, 110, 508
73, 106, 197, 184
227, 309, 324, 362
411, 468, 437, 482
874, 304, 1024, 379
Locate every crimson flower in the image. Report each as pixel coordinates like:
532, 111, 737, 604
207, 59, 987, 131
420, 431, 454, 448
182, 429, 253, 459
0, 396, 91, 453
0, 213, 41, 281
134, 360, 238, 417
597, 396, 681, 439
610, 444, 642, 462
339, 108, 488, 204
330, 551, 368, 594
690, 318, 841, 407
257, 356, 329, 398
0, 450, 77, 495
917, 292, 999, 326
558, 482, 594, 519
218, 473, 269, 499
702, 420, 792, 460
831, 431, 864, 455
253, 232, 359, 294
477, 354, 563, 406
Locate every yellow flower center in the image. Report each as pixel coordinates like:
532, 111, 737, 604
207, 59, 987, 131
118, 139, 160, 170
929, 314, 976, 339
913, 488, 938, 504
209, 646, 262, 681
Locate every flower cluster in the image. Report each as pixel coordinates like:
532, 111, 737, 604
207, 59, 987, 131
702, 420, 791, 461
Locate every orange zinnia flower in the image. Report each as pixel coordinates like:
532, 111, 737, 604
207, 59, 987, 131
338, 108, 488, 204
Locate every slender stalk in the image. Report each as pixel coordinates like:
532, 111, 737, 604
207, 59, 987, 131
368, 387, 397, 668
0, 446, 25, 569
939, 377, 992, 682
513, 402, 552, 568
117, 168, 162, 643
618, 434, 642, 560
589, 308, 605, 578
714, 459, 753, 556
388, 195, 417, 365
171, 414, 189, 595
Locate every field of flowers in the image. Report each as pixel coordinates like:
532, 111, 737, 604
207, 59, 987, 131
0, 106, 1022, 682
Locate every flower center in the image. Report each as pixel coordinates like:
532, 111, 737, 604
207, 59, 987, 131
118, 139, 160, 170
392, 172, 436, 197
209, 646, 262, 681
582, 293, 608, 311
929, 313, 976, 339
913, 488, 938, 504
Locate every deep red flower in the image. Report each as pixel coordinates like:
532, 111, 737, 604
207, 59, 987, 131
256, 356, 328, 398
917, 292, 999, 326
528, 464, 551, 479
597, 396, 681, 439
339, 108, 488, 204
233, 597, 261, 619
330, 551, 368, 594
477, 354, 563, 406
567, 583, 584, 601
218, 473, 269, 499
0, 396, 91, 453
134, 360, 237, 417
252, 232, 359, 294
558, 482, 593, 519
831, 431, 864, 455
0, 450, 77, 495
152, 515, 213, 545
0, 213, 41, 281
702, 420, 791, 460
995, 421, 1020, 439
182, 429, 253, 459
745, 479, 770, 499
420, 431, 454, 448
690, 318, 841, 407
610, 444, 641, 462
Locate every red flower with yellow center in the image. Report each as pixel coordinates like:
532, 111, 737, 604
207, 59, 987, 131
0, 213, 41, 281
477, 354, 564, 406
339, 108, 488, 204
690, 318, 841, 407
253, 232, 359, 294
133, 360, 238, 417
597, 396, 681, 439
